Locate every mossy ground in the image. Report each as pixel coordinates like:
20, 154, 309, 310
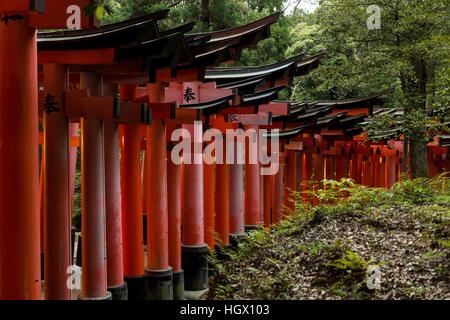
207, 176, 450, 300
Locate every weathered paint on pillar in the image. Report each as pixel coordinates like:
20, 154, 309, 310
284, 150, 296, 212
216, 139, 230, 246
312, 154, 324, 207
40, 144, 45, 256
302, 153, 313, 204
104, 120, 125, 287
0, 16, 41, 299
203, 162, 215, 251
259, 171, 265, 225
182, 124, 205, 246
271, 162, 284, 224
146, 82, 170, 273
80, 73, 108, 299
167, 124, 182, 271
244, 125, 261, 227
43, 63, 71, 300
141, 151, 147, 215
263, 169, 272, 227
146, 119, 169, 271
121, 124, 144, 277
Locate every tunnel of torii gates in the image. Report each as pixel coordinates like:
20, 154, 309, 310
0, 3, 449, 301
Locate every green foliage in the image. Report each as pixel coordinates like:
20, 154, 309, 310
329, 250, 368, 273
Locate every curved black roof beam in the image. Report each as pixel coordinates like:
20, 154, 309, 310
293, 105, 334, 123
189, 13, 279, 44
179, 94, 235, 116
240, 85, 286, 106
263, 125, 309, 139
37, 10, 170, 51
316, 111, 348, 126
205, 53, 324, 85
292, 89, 392, 109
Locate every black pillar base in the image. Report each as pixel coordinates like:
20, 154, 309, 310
173, 270, 185, 300
181, 244, 209, 291
108, 282, 128, 300
145, 267, 173, 300
124, 274, 148, 300
230, 233, 246, 250
79, 291, 112, 300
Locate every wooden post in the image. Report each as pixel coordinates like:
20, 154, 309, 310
302, 153, 313, 204
167, 124, 184, 300
244, 125, 262, 230
215, 139, 230, 247
103, 117, 127, 299
203, 162, 215, 252
181, 124, 208, 291
229, 140, 245, 243
0, 15, 41, 300
79, 73, 109, 300
43, 63, 71, 300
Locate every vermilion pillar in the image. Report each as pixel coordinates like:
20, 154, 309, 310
119, 84, 146, 299
361, 155, 371, 186
263, 169, 272, 227
146, 118, 172, 300
335, 155, 349, 181
79, 73, 109, 300
312, 154, 324, 206
121, 123, 146, 299
259, 171, 265, 225
203, 162, 215, 252
103, 119, 127, 300
43, 63, 71, 300
369, 154, 377, 187
377, 156, 386, 188
146, 83, 172, 300
272, 160, 284, 224
182, 124, 209, 292
39, 142, 45, 280
284, 150, 296, 212
324, 155, 335, 181
385, 155, 397, 189
229, 139, 245, 245
167, 124, 184, 300
349, 153, 359, 183
303, 153, 313, 204
244, 125, 261, 230
141, 151, 147, 249
0, 16, 41, 300
215, 139, 230, 247
295, 151, 303, 193
142, 151, 147, 215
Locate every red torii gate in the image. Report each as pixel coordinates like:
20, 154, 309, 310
0, 0, 97, 300
34, 9, 278, 300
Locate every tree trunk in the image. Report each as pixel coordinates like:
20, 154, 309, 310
201, 0, 210, 30
409, 134, 429, 179
406, 58, 430, 179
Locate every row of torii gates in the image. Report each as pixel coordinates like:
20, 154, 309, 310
1, 2, 449, 300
